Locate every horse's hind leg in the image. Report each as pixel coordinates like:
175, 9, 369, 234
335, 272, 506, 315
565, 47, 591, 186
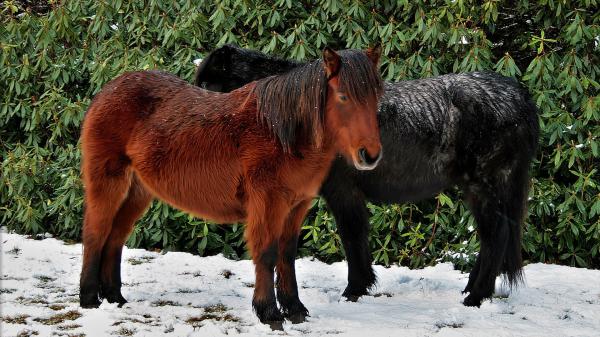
100, 175, 152, 305
276, 199, 311, 323
462, 184, 508, 306
80, 166, 131, 308
462, 163, 528, 306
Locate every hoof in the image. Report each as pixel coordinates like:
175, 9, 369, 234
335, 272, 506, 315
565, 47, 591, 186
342, 286, 368, 302
287, 311, 308, 324
282, 303, 309, 324
254, 299, 284, 329
343, 294, 361, 302
463, 294, 483, 307
104, 291, 127, 306
267, 320, 284, 331
80, 295, 101, 308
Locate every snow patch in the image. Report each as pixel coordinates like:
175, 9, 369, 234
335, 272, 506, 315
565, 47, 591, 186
2, 231, 600, 336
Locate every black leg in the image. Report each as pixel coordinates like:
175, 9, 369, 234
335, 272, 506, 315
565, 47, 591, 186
463, 187, 509, 307
462, 254, 481, 294
252, 243, 284, 330
321, 182, 375, 301
80, 254, 103, 308
99, 246, 127, 306
276, 233, 309, 323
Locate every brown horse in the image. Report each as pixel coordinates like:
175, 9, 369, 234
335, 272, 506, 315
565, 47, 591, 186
79, 47, 383, 328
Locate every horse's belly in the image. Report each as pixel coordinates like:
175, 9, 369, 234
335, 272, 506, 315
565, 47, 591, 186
357, 149, 453, 204
131, 152, 247, 224
146, 172, 246, 223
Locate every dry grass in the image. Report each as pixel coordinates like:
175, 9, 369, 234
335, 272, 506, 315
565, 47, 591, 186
48, 303, 68, 311
185, 304, 240, 328
33, 310, 82, 325
56, 324, 83, 331
2, 314, 30, 324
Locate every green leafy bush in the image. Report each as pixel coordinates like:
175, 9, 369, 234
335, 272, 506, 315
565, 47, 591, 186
1, 0, 599, 269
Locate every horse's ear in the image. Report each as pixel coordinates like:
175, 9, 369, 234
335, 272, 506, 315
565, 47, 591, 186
322, 47, 340, 78
365, 44, 382, 67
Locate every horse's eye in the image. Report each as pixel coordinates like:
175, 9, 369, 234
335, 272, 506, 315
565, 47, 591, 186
339, 94, 348, 101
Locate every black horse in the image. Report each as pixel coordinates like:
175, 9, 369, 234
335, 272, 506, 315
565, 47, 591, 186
194, 44, 539, 307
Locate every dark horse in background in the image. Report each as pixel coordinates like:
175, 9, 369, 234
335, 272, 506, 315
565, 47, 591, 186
79, 47, 383, 328
194, 44, 539, 307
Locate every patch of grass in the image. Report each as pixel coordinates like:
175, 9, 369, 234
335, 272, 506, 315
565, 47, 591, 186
115, 315, 156, 326
59, 296, 79, 303
151, 299, 179, 307
55, 333, 85, 337
373, 292, 393, 298
127, 256, 154, 265
205, 303, 228, 313
33, 274, 56, 283
2, 314, 30, 324
33, 310, 82, 325
56, 324, 82, 331
242, 282, 254, 288
175, 288, 200, 294
220, 269, 234, 279
16, 329, 39, 337
435, 321, 464, 329
16, 295, 49, 305
114, 327, 136, 336
49, 304, 68, 311
7, 246, 21, 255
185, 304, 240, 328
179, 271, 203, 277
0, 288, 17, 294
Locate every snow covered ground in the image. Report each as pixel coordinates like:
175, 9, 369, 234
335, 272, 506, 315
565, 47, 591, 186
2, 230, 599, 337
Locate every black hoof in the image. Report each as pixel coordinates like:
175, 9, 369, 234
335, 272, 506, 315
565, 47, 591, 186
80, 294, 101, 308
342, 281, 374, 302
343, 294, 360, 302
103, 289, 127, 306
342, 287, 368, 302
254, 299, 284, 329
463, 294, 483, 307
281, 302, 309, 324
287, 311, 308, 324
267, 320, 284, 331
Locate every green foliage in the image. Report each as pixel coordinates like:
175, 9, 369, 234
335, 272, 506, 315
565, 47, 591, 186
1, 0, 599, 270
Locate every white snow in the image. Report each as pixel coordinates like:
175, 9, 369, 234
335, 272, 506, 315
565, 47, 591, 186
2, 230, 600, 336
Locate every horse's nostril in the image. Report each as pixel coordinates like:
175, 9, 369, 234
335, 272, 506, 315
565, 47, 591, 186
358, 148, 381, 166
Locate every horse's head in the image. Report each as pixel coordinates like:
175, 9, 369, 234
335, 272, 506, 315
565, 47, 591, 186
194, 44, 300, 92
323, 47, 383, 171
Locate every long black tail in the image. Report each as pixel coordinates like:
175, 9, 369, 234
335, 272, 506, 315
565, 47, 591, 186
503, 94, 539, 289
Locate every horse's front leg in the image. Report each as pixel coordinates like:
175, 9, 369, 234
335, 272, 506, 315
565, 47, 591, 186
321, 175, 375, 301
245, 192, 289, 330
276, 199, 312, 323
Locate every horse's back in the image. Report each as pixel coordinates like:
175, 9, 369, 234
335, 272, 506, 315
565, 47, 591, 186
342, 72, 538, 203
